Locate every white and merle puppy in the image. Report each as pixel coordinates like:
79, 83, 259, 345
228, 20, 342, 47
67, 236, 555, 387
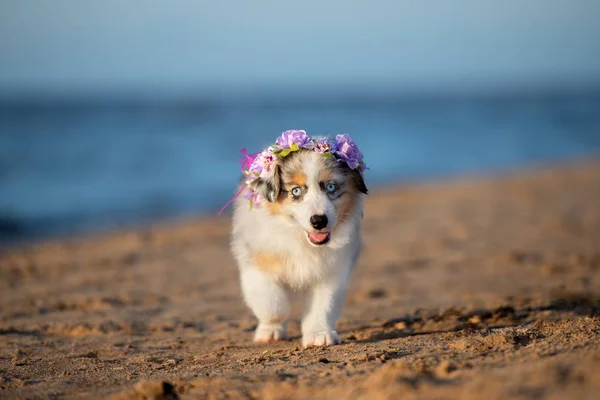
226, 132, 368, 347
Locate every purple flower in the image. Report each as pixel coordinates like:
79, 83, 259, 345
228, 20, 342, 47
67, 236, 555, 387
334, 134, 366, 171
243, 188, 260, 204
248, 159, 263, 177
276, 130, 314, 150
313, 137, 337, 154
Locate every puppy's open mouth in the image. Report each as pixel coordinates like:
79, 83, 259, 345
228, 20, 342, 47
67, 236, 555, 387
307, 231, 331, 245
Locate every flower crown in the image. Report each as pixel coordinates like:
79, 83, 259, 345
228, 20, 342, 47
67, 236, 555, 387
218, 130, 367, 215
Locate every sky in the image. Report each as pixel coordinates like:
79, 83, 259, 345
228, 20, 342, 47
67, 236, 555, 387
1, 0, 600, 96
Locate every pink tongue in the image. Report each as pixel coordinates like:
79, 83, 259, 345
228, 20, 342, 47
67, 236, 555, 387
308, 232, 329, 242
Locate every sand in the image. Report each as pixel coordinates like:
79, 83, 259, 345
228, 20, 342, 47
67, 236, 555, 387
1, 157, 599, 399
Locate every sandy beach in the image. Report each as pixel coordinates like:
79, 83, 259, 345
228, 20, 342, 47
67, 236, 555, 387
1, 157, 599, 399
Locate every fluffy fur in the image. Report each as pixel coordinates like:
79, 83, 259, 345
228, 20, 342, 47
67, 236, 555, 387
230, 149, 368, 347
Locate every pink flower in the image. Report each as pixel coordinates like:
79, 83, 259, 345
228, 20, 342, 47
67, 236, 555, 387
256, 149, 277, 178
239, 148, 260, 174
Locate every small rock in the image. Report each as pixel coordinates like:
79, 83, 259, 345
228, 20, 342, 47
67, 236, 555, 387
11, 348, 25, 366
367, 288, 387, 299
134, 380, 178, 399
541, 263, 565, 276
394, 321, 407, 329
318, 357, 330, 364
435, 360, 458, 377
110, 380, 178, 400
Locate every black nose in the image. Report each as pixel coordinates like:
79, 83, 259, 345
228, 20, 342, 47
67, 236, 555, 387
310, 214, 328, 230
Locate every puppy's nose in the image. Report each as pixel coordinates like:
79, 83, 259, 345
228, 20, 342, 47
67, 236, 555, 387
310, 214, 328, 230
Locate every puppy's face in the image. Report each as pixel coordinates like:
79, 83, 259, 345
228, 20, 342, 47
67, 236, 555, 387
253, 150, 368, 246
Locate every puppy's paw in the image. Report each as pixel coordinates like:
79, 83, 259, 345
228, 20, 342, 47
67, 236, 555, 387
302, 330, 341, 348
254, 323, 288, 343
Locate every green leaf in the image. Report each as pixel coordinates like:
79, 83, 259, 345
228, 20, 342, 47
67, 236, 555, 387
249, 200, 253, 211
290, 142, 299, 151
277, 149, 292, 157
322, 152, 332, 157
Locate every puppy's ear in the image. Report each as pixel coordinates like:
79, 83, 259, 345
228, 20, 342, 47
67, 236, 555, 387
353, 170, 368, 194
250, 165, 281, 203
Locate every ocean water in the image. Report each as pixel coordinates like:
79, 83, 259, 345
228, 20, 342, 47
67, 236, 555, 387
1, 92, 600, 243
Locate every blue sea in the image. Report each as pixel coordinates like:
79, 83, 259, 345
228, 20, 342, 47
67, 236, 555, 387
1, 91, 600, 243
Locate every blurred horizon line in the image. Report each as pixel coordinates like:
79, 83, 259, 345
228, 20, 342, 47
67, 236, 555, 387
2, 82, 600, 107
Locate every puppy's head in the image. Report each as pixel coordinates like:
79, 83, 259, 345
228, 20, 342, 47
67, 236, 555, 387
252, 149, 368, 246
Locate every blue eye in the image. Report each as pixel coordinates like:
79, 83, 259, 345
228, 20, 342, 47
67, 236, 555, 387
326, 182, 337, 193
291, 187, 302, 197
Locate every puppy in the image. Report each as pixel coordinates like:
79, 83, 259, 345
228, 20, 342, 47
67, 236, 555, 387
227, 132, 368, 347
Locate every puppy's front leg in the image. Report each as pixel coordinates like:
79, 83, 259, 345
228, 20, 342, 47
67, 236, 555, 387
301, 272, 350, 347
240, 268, 290, 343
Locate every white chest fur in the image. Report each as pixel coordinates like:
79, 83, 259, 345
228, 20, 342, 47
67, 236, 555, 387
231, 196, 362, 290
